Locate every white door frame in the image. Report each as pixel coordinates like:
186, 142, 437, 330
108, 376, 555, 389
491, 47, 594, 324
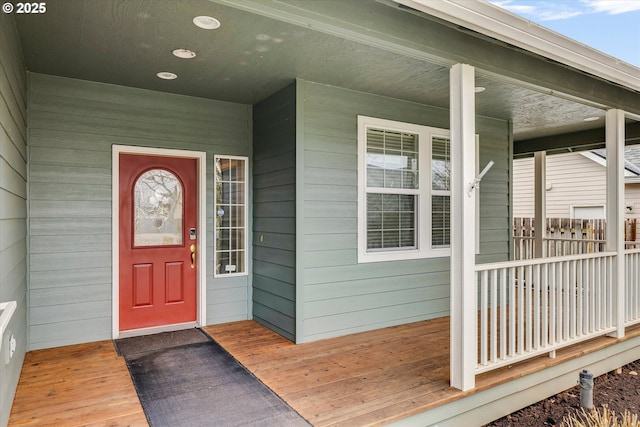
111, 145, 207, 339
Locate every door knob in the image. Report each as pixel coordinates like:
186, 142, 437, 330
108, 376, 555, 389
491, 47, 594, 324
190, 244, 196, 269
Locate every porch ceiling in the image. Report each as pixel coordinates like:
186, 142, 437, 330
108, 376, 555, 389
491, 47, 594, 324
14, 0, 613, 141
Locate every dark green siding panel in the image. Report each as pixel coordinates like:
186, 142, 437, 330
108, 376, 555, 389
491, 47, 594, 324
299, 80, 510, 342
27, 73, 253, 348
0, 13, 28, 426
252, 82, 297, 340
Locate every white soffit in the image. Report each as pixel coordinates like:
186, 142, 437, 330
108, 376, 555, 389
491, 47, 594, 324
393, 0, 640, 93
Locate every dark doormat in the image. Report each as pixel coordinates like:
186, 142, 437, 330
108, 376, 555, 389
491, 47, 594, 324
115, 329, 310, 427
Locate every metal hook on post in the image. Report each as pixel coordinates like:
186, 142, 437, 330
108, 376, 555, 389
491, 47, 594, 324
467, 160, 494, 197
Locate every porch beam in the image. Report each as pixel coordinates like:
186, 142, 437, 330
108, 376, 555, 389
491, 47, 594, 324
606, 109, 625, 338
450, 63, 477, 391
534, 151, 546, 258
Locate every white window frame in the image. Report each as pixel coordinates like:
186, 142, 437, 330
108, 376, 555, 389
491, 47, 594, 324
357, 116, 452, 263
214, 154, 249, 277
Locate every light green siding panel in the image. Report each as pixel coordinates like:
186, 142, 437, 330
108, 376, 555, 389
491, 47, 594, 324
29, 182, 111, 201
304, 150, 355, 170
30, 251, 111, 272
30, 285, 111, 307
0, 13, 27, 426
303, 249, 356, 268
303, 258, 450, 286
0, 189, 26, 219
27, 73, 253, 349
0, 218, 26, 251
29, 200, 111, 218
304, 218, 357, 234
305, 276, 449, 301
0, 157, 26, 198
254, 151, 296, 175
303, 300, 448, 341
303, 233, 356, 251
304, 200, 356, 218
29, 318, 112, 350
30, 218, 111, 236
304, 167, 356, 186
305, 286, 448, 318
298, 80, 510, 341
30, 300, 111, 325
303, 183, 356, 202
30, 234, 111, 254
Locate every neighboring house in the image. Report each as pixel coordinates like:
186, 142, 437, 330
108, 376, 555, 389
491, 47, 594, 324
514, 147, 640, 220
1, 0, 640, 425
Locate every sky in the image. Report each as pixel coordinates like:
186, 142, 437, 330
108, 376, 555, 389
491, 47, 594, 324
488, 0, 640, 67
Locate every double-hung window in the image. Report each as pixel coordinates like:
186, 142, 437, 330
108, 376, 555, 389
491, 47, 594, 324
358, 116, 451, 263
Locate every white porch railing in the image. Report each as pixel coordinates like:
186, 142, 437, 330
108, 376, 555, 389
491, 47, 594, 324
475, 252, 617, 374
626, 247, 640, 326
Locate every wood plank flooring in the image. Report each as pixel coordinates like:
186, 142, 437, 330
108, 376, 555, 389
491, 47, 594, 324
8, 318, 640, 426
8, 341, 147, 426
204, 319, 640, 427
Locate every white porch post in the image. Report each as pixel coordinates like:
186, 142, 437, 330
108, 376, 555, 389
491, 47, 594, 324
450, 63, 477, 391
534, 151, 546, 258
606, 109, 626, 338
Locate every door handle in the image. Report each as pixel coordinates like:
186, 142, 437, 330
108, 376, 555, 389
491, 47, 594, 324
190, 244, 196, 269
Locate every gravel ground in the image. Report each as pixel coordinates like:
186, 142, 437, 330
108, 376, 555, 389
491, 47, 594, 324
485, 360, 640, 426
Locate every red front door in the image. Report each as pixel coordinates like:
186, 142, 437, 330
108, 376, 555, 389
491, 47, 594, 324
119, 154, 198, 331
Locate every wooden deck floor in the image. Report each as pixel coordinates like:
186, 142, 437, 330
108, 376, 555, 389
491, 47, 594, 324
8, 341, 147, 426
9, 318, 640, 426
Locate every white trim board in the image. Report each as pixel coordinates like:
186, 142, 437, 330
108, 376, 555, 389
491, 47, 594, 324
111, 145, 207, 339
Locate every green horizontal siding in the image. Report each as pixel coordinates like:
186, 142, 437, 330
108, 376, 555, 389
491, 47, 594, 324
27, 73, 252, 349
0, 13, 27, 427
298, 80, 510, 342
252, 82, 297, 341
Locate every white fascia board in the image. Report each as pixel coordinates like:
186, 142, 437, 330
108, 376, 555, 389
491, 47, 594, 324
393, 0, 640, 93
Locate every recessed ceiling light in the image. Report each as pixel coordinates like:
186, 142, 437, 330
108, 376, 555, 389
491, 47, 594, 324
584, 116, 600, 122
157, 72, 177, 80
172, 48, 196, 59
474, 86, 486, 93
193, 15, 221, 30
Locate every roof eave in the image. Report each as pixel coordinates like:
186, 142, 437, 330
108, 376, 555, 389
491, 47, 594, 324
393, 0, 640, 93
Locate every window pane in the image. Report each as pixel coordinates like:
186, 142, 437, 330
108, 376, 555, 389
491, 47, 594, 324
366, 128, 418, 190
432, 136, 450, 191
366, 193, 416, 251
134, 169, 183, 246
215, 157, 247, 275
432, 195, 451, 247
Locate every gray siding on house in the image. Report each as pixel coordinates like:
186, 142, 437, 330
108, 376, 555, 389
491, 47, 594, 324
297, 80, 510, 342
252, 82, 297, 341
0, 14, 27, 427
28, 73, 252, 350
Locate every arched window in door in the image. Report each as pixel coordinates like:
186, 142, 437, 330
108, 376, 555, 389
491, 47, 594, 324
133, 168, 184, 246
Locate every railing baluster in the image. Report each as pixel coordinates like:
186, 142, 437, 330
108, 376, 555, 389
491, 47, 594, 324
481, 270, 488, 366
570, 260, 576, 339
549, 262, 556, 346
509, 266, 516, 357
534, 264, 540, 349
500, 267, 507, 360
541, 263, 548, 348
526, 265, 533, 352
491, 270, 498, 363
518, 265, 524, 355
